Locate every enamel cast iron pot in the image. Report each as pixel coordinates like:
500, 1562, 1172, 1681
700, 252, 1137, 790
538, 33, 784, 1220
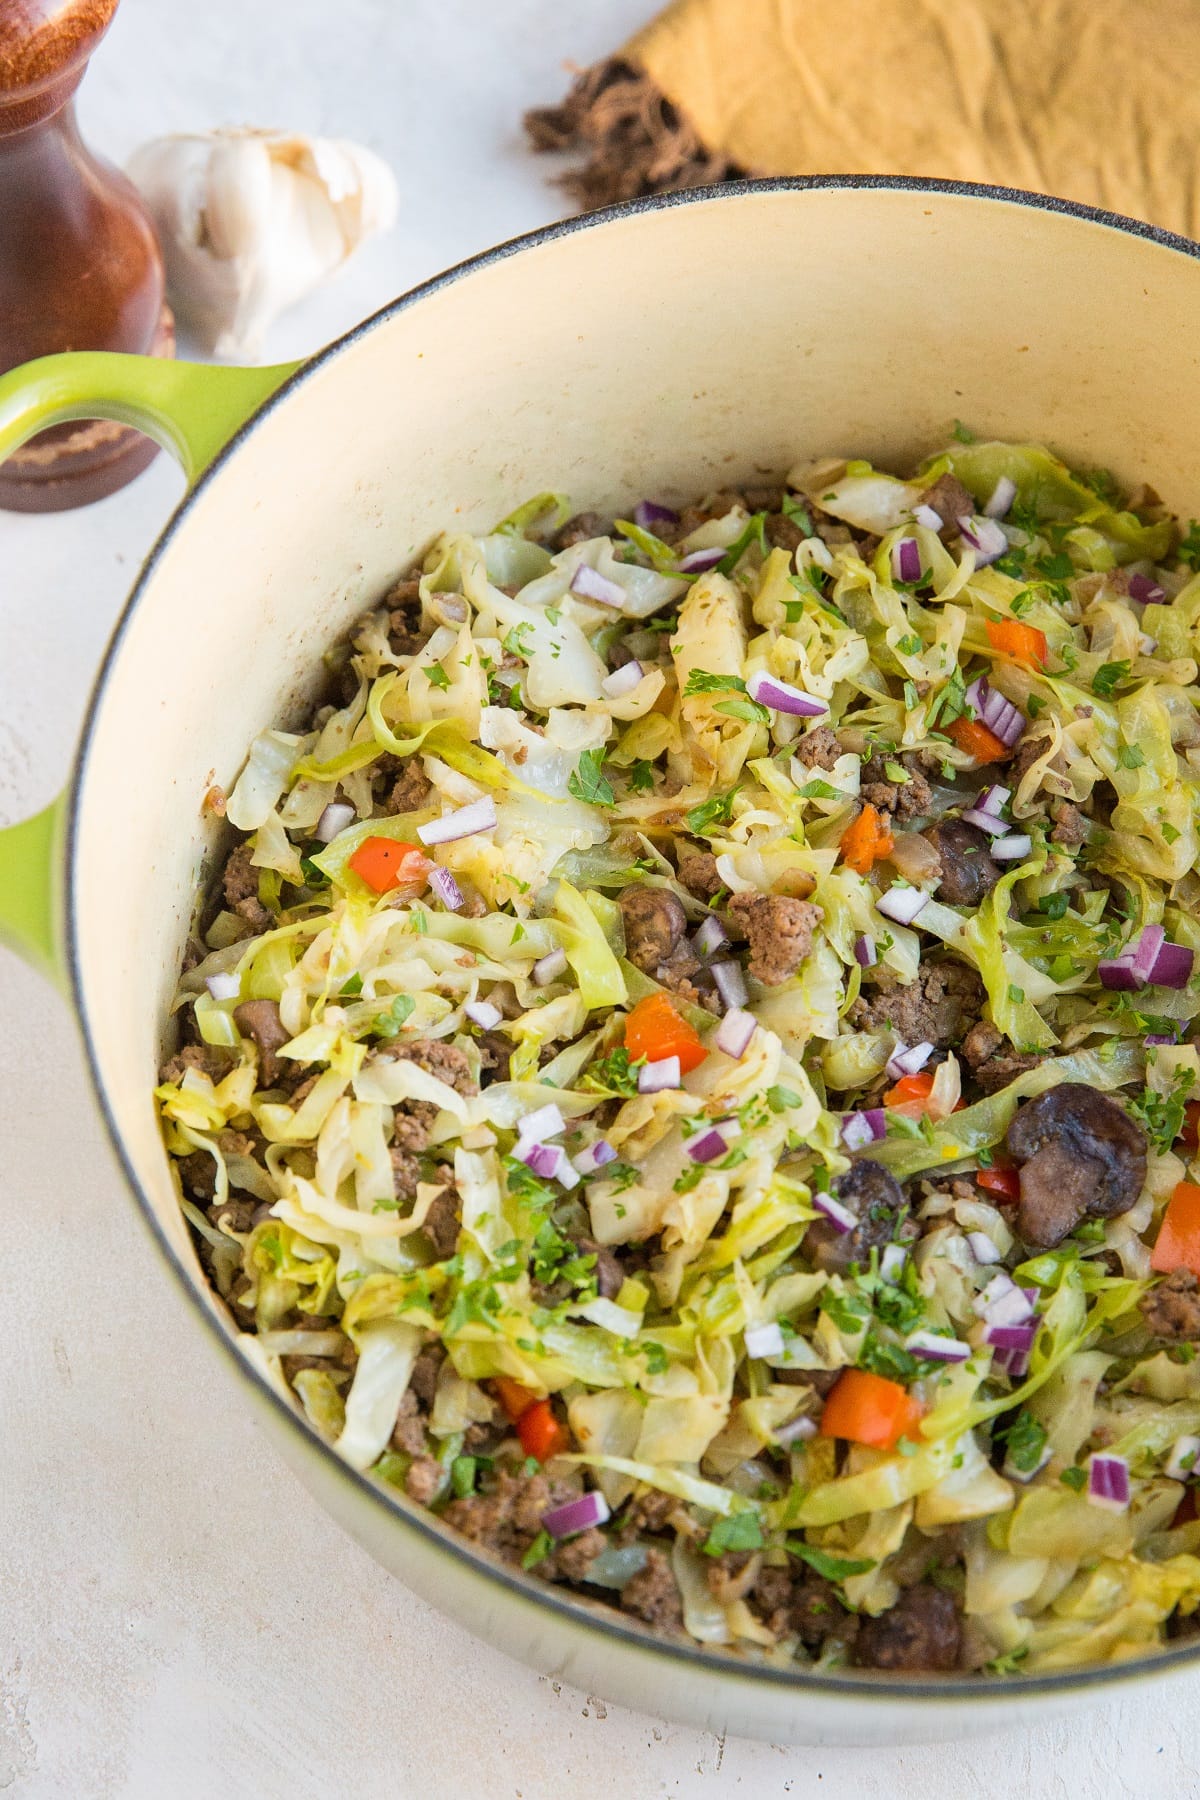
3, 179, 1200, 1744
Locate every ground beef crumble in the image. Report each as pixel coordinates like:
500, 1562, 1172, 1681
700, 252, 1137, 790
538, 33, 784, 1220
727, 892, 821, 985
850, 960, 983, 1049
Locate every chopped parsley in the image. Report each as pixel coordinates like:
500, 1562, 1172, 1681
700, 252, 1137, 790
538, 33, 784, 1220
702, 1511, 765, 1556
426, 663, 451, 691
367, 993, 416, 1037
999, 1409, 1047, 1474
568, 747, 615, 806
582, 1046, 643, 1097
628, 758, 655, 793
1180, 520, 1200, 570
1092, 659, 1131, 700
1060, 1465, 1088, 1492
686, 791, 736, 836
786, 1541, 875, 1581
1128, 1068, 1196, 1155
717, 512, 768, 575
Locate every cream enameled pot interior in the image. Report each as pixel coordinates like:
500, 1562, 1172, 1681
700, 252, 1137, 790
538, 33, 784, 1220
68, 183, 1200, 1739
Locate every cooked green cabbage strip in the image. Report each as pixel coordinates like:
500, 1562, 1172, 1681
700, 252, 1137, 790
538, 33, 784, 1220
160, 439, 1200, 1680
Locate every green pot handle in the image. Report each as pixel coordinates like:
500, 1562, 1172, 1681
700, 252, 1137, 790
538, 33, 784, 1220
0, 350, 303, 985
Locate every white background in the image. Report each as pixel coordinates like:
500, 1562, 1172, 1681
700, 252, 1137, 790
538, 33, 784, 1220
2, 2, 1198, 1793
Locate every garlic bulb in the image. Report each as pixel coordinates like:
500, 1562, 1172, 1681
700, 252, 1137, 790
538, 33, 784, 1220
127, 129, 398, 359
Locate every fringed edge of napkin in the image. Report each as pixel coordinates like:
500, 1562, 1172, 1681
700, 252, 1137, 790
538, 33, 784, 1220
525, 60, 750, 212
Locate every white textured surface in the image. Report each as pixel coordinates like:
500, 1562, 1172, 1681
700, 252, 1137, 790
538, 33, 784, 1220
2, 2, 1199, 1793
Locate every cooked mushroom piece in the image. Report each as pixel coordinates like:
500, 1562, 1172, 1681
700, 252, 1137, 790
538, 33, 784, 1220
1006, 1082, 1148, 1247
804, 1159, 909, 1273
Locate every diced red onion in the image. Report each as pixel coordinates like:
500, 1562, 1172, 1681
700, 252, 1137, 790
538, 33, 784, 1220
957, 514, 1008, 566
634, 499, 679, 530
745, 669, 827, 718
542, 1490, 611, 1538
601, 661, 644, 698
886, 1039, 934, 1081
775, 1413, 819, 1445
879, 1244, 908, 1282
1166, 1434, 1200, 1480
965, 1231, 1004, 1265
744, 1321, 786, 1359
991, 833, 1032, 861
1100, 927, 1194, 992
1128, 573, 1167, 606
417, 796, 497, 846
694, 915, 729, 957
985, 1321, 1038, 1352
1131, 924, 1167, 985
960, 806, 1011, 836
638, 1055, 681, 1093
428, 865, 465, 911
715, 1006, 757, 1059
973, 1272, 1036, 1328
1145, 1030, 1181, 1046
876, 884, 930, 926
1139, 631, 1158, 655
840, 1107, 886, 1150
983, 476, 1018, 520
570, 564, 626, 608
978, 785, 1011, 815
516, 1102, 565, 1146
964, 677, 1027, 748
813, 1189, 858, 1232
854, 934, 877, 968
314, 800, 356, 843
465, 999, 502, 1031
710, 959, 748, 1011
1087, 1452, 1130, 1511
532, 946, 568, 986
1149, 938, 1194, 989
905, 1329, 971, 1363
206, 970, 241, 1002
891, 536, 922, 584
1097, 953, 1141, 992
518, 1140, 564, 1180
685, 1119, 740, 1164
675, 546, 725, 574
991, 1343, 1031, 1379
573, 1139, 617, 1177
913, 503, 943, 531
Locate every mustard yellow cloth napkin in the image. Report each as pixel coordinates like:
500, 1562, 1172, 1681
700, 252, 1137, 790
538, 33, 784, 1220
620, 0, 1200, 236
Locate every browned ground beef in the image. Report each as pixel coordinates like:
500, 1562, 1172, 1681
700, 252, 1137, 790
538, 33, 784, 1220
676, 850, 723, 900
160, 1042, 234, 1087
551, 510, 608, 549
221, 841, 272, 932
443, 1467, 577, 1563
1141, 1269, 1200, 1341
619, 1547, 683, 1631
1050, 801, 1088, 846
795, 725, 843, 770
860, 751, 935, 823
728, 892, 821, 985
1009, 727, 1056, 787
850, 960, 983, 1049
855, 1583, 962, 1671
918, 473, 975, 536
386, 761, 432, 814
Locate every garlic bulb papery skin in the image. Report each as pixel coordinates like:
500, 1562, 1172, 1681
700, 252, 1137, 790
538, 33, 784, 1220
127, 129, 399, 359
